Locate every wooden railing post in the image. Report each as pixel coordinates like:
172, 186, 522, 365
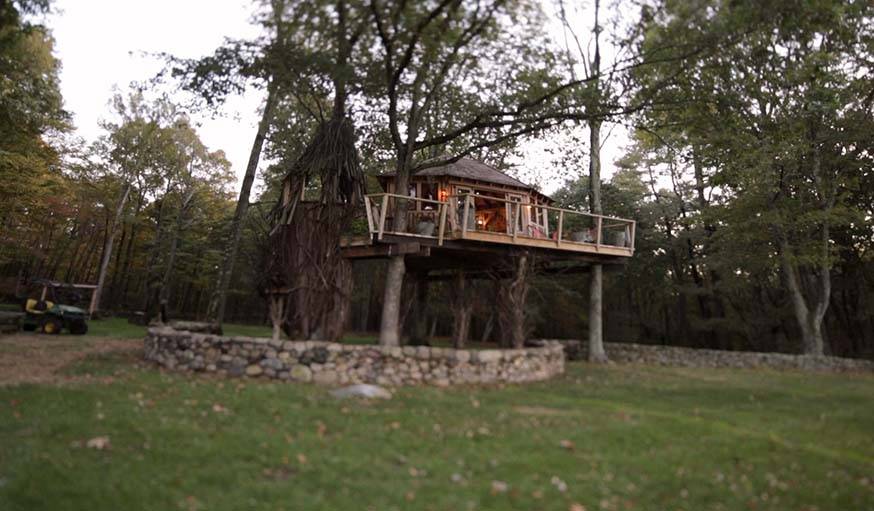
595, 216, 602, 251
556, 210, 563, 247
629, 220, 636, 252
364, 196, 375, 233
437, 202, 447, 246
511, 202, 522, 243
461, 194, 471, 238
378, 194, 389, 240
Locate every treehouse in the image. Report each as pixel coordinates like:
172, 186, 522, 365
341, 157, 635, 275
273, 154, 636, 348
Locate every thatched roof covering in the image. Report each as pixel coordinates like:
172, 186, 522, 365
378, 157, 551, 202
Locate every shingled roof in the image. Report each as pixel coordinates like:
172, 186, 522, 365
378, 157, 550, 200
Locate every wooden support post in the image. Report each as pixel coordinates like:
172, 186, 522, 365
629, 220, 636, 252
437, 203, 447, 246
461, 195, 471, 238
512, 202, 521, 242
364, 196, 375, 233
542, 208, 549, 237
88, 288, 98, 316
556, 211, 563, 247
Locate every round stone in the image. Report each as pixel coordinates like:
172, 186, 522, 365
290, 364, 313, 382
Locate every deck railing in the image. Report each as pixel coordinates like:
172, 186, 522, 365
363, 193, 635, 254
365, 193, 450, 245
453, 193, 635, 253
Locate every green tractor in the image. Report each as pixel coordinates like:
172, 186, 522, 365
21, 279, 94, 335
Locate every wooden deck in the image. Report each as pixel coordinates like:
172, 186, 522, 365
342, 193, 635, 264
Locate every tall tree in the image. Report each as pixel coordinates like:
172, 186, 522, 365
0, 0, 69, 266
366, 0, 584, 345
630, 0, 874, 355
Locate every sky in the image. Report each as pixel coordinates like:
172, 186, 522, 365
49, 0, 266, 185
47, 0, 629, 195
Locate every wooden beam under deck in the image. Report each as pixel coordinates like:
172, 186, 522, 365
340, 231, 630, 266
340, 242, 428, 259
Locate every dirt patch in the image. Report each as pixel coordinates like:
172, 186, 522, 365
0, 333, 140, 386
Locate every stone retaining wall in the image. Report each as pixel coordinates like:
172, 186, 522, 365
145, 327, 565, 386
538, 339, 874, 372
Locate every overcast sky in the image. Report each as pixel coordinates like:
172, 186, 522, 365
49, 0, 265, 183
48, 0, 628, 195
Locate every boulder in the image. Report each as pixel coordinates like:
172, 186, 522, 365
289, 364, 313, 382
168, 321, 222, 335
330, 384, 392, 400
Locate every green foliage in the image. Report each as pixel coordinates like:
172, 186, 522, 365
0, 0, 70, 266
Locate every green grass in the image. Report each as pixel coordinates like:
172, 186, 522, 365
0, 351, 871, 511
84, 317, 147, 339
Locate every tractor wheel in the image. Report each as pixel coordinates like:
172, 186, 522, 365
41, 317, 63, 335
69, 320, 88, 335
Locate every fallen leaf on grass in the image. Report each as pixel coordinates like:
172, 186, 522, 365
569, 504, 587, 511
560, 439, 575, 451
491, 480, 509, 494
211, 403, 228, 414
297, 453, 308, 465
551, 475, 568, 492
86, 436, 110, 450
262, 466, 295, 481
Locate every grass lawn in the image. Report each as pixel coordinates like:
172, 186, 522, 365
0, 337, 872, 511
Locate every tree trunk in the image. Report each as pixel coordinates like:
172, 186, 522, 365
90, 184, 131, 316
379, 158, 411, 345
586, 0, 608, 363
496, 253, 530, 349
143, 184, 172, 322
410, 272, 430, 344
117, 221, 138, 306
480, 312, 494, 343
379, 255, 406, 346
209, 81, 280, 326
449, 271, 472, 349
780, 237, 828, 356
269, 294, 286, 341
588, 118, 607, 363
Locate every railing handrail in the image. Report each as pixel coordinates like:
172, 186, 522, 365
366, 192, 634, 225
447, 193, 634, 224
366, 192, 446, 206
